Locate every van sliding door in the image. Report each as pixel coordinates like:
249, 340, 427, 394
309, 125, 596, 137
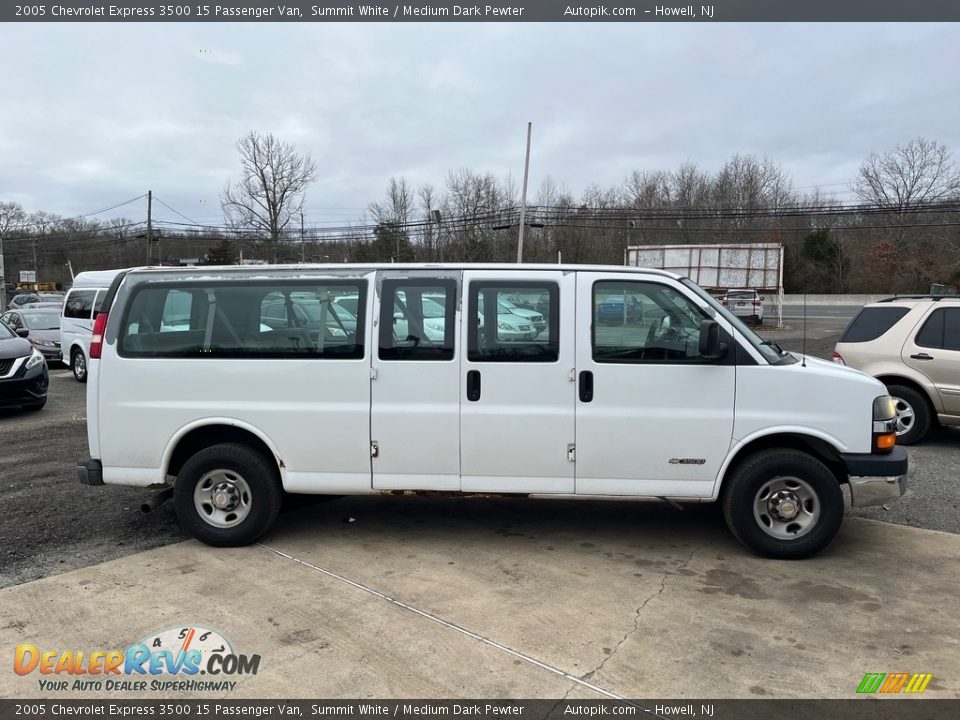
371, 271, 462, 491
460, 270, 576, 493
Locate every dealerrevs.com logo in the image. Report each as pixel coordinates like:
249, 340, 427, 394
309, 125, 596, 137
13, 625, 261, 693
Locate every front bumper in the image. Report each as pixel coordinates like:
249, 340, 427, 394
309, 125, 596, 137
0, 359, 48, 407
842, 446, 908, 508
34, 344, 62, 361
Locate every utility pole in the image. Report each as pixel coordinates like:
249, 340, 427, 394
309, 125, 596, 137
516, 122, 532, 263
32, 238, 38, 290
146, 190, 153, 265
300, 210, 305, 263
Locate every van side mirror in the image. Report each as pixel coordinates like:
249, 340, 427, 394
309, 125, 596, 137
699, 319, 725, 359
15, 327, 29, 338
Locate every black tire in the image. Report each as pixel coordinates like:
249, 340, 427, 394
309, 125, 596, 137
71, 349, 87, 383
174, 443, 282, 547
886, 384, 932, 446
722, 448, 843, 559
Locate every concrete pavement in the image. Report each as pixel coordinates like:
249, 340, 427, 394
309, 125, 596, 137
2, 497, 958, 699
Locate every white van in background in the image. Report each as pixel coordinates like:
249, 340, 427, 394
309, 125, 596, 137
78, 264, 907, 559
60, 269, 126, 382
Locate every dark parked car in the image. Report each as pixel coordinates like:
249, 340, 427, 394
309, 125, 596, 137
0, 321, 48, 411
1, 308, 63, 362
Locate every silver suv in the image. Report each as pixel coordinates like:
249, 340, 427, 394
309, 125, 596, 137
833, 296, 960, 444
721, 289, 764, 325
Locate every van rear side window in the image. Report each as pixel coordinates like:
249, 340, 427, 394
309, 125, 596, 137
64, 290, 96, 319
118, 282, 366, 359
840, 307, 910, 343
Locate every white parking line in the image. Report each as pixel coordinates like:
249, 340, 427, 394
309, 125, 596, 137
259, 543, 640, 704
53, 372, 73, 378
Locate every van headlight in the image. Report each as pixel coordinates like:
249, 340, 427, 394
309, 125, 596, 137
872, 395, 897, 452
25, 348, 45, 369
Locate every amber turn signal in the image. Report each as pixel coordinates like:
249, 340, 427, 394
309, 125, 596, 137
874, 433, 896, 451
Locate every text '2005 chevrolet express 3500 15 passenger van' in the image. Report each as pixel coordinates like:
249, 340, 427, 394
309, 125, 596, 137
77, 264, 907, 558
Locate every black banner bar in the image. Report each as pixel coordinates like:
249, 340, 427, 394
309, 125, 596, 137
1, 700, 958, 720
3, 1, 960, 23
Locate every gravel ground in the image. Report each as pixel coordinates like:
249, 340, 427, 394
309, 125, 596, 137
1, 317, 956, 589
0, 367, 186, 588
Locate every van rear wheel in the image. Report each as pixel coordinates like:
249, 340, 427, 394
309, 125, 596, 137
722, 449, 843, 559
71, 349, 87, 383
174, 443, 282, 547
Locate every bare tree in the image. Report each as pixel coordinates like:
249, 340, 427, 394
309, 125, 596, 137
853, 138, 960, 259
853, 137, 960, 208
0, 201, 27, 284
0, 201, 26, 237
417, 183, 438, 260
369, 177, 414, 226
221, 131, 318, 259
368, 177, 415, 261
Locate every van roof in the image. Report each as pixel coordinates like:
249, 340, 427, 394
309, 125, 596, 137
70, 269, 128, 288
119, 263, 681, 280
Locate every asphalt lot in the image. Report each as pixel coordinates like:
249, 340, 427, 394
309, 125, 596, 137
0, 367, 186, 588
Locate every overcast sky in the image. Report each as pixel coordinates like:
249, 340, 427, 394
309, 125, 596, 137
1, 22, 958, 229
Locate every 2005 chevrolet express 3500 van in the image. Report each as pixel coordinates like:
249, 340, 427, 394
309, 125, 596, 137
77, 265, 907, 558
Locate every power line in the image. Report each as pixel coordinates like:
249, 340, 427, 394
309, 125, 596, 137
153, 197, 205, 227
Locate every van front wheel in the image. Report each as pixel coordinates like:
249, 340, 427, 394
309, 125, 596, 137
722, 449, 843, 559
174, 443, 282, 547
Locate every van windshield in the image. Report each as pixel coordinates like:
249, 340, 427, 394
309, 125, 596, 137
681, 279, 788, 364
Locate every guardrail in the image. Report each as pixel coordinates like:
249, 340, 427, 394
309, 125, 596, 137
780, 294, 888, 306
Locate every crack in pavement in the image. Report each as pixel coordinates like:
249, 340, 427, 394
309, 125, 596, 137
544, 683, 579, 719
581, 544, 705, 685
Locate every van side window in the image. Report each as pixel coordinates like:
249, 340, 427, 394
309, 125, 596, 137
468, 283, 558, 362
65, 290, 96, 319
592, 281, 709, 364
379, 279, 457, 361
119, 282, 366, 359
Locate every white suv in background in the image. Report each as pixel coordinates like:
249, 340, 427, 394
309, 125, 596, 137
721, 289, 764, 325
834, 296, 960, 444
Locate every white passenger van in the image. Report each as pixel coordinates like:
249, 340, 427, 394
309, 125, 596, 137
60, 269, 126, 382
77, 265, 907, 558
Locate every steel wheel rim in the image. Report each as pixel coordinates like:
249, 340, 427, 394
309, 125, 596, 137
893, 397, 915, 435
194, 470, 252, 528
752, 476, 820, 540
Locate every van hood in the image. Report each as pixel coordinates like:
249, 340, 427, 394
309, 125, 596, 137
791, 352, 884, 387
